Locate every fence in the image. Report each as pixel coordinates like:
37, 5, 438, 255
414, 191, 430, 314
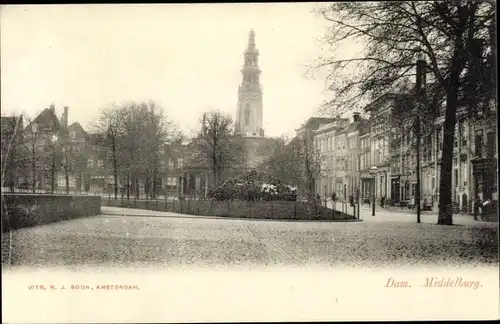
101, 196, 358, 221
1, 187, 177, 200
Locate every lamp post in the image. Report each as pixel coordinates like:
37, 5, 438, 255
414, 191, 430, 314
369, 165, 378, 216
51, 134, 58, 194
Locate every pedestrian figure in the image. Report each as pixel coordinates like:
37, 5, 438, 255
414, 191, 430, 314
381, 196, 386, 208
349, 194, 354, 207
481, 199, 491, 220
474, 196, 482, 221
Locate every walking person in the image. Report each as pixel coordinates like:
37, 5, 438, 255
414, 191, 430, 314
349, 194, 354, 207
474, 196, 482, 221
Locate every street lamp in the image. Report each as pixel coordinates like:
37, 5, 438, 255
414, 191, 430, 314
51, 134, 58, 194
369, 165, 378, 216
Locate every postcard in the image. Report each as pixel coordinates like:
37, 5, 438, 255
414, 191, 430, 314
1, 3, 498, 322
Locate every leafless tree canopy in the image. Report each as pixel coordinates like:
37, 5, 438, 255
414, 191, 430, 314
261, 132, 323, 202
196, 110, 241, 186
93, 100, 181, 199
312, 1, 495, 116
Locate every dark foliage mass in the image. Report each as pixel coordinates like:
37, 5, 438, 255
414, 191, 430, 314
207, 170, 298, 202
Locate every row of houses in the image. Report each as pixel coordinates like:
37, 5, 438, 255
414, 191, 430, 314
1, 105, 214, 197
1, 105, 278, 198
297, 94, 497, 213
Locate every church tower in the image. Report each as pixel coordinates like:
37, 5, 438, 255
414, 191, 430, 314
235, 29, 264, 137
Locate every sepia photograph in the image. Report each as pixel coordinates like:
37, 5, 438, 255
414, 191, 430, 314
1, 2, 499, 322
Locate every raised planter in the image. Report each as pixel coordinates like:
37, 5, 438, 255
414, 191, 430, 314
1, 193, 101, 232
102, 198, 357, 222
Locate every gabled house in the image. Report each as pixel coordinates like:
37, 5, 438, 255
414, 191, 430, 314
21, 105, 62, 191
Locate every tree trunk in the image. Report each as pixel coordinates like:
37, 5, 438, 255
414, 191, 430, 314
112, 137, 118, 200
65, 159, 69, 195
152, 168, 157, 199
437, 49, 463, 225
31, 146, 36, 193
126, 172, 130, 200
212, 167, 218, 187
136, 177, 140, 199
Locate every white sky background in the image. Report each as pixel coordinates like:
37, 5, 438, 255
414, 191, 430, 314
1, 3, 362, 138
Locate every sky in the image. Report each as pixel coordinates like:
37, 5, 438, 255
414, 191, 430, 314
1, 3, 359, 138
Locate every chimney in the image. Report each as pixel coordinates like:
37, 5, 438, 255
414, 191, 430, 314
63, 106, 69, 128
49, 103, 55, 113
353, 112, 361, 122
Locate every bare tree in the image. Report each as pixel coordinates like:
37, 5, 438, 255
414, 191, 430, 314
263, 132, 322, 202
1, 115, 24, 192
134, 101, 180, 199
300, 129, 323, 203
93, 105, 123, 199
58, 122, 72, 194
197, 110, 240, 186
259, 135, 304, 187
311, 1, 496, 224
21, 114, 46, 193
96, 101, 181, 200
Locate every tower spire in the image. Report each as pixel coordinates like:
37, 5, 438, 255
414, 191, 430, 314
248, 29, 255, 48
236, 29, 264, 138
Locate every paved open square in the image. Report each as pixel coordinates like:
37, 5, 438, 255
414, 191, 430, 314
2, 207, 497, 269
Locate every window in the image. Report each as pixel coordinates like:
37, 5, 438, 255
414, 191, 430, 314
487, 132, 495, 157
475, 130, 483, 158
70, 131, 76, 139
244, 103, 250, 125
426, 135, 432, 161
462, 163, 468, 186
166, 177, 178, 189
459, 121, 467, 146
87, 159, 94, 168
32, 124, 38, 133
168, 159, 174, 171
177, 158, 183, 169
96, 160, 104, 168
192, 151, 200, 159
